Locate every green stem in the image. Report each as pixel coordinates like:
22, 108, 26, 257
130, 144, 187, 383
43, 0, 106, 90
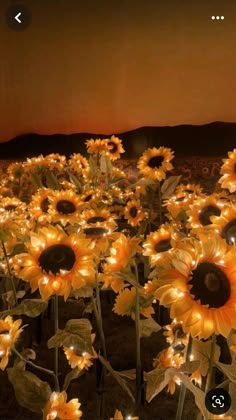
1, 240, 17, 306
53, 295, 60, 391
91, 294, 107, 360
175, 335, 193, 420
205, 334, 216, 395
13, 348, 57, 379
133, 262, 142, 408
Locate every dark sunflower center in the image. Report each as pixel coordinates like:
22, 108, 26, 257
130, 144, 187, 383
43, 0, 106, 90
189, 262, 231, 308
129, 206, 138, 218
87, 216, 106, 224
147, 156, 164, 169
56, 200, 76, 214
173, 324, 185, 339
5, 205, 17, 211
108, 141, 118, 153
221, 218, 236, 244
40, 198, 49, 213
0, 329, 9, 335
185, 189, 194, 193
84, 194, 92, 202
154, 239, 172, 253
176, 196, 185, 202
38, 244, 76, 274
199, 205, 221, 226
84, 227, 109, 237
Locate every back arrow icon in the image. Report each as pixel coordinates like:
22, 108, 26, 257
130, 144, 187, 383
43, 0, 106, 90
14, 12, 22, 23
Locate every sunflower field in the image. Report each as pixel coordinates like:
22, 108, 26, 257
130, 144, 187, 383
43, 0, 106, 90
0, 137, 236, 420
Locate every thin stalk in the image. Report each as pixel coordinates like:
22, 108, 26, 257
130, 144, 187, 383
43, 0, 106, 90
53, 295, 60, 391
133, 262, 142, 407
91, 294, 107, 360
175, 335, 193, 420
1, 240, 17, 306
205, 334, 216, 394
13, 348, 57, 379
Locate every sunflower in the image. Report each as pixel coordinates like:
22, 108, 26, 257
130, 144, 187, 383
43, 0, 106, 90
48, 190, 82, 226
100, 234, 141, 292
143, 224, 179, 266
219, 149, 236, 193
86, 138, 110, 155
113, 287, 154, 318
79, 188, 98, 206
210, 204, 236, 244
0, 196, 26, 215
80, 208, 117, 233
111, 166, 126, 180
153, 347, 184, 394
175, 183, 202, 196
28, 188, 56, 223
0, 316, 23, 370
155, 236, 236, 339
7, 162, 25, 181
137, 147, 174, 181
187, 195, 224, 230
13, 225, 95, 301
164, 190, 196, 221
124, 199, 146, 227
64, 343, 97, 370
68, 153, 90, 176
163, 319, 189, 351
43, 391, 82, 420
105, 136, 125, 161
44, 153, 66, 171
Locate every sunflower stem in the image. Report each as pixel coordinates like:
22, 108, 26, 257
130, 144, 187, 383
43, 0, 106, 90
1, 240, 17, 307
53, 295, 60, 391
205, 334, 216, 395
175, 335, 193, 420
13, 348, 57, 379
133, 261, 143, 408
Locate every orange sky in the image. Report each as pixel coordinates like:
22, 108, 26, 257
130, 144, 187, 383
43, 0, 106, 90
0, 0, 236, 142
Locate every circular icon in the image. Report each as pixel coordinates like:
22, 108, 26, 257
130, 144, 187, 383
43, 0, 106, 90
205, 388, 231, 415
5, 4, 32, 31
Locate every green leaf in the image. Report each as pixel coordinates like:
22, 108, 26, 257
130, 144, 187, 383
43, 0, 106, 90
63, 367, 84, 391
48, 318, 93, 354
145, 366, 177, 402
161, 176, 182, 199
215, 361, 236, 384
118, 369, 136, 380
176, 373, 208, 419
9, 243, 28, 256
139, 317, 161, 338
192, 339, 220, 376
98, 355, 135, 403
179, 360, 200, 374
7, 364, 51, 413
45, 170, 60, 190
0, 299, 48, 318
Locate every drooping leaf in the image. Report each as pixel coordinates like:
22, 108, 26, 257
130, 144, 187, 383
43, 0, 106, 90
145, 366, 177, 402
48, 318, 93, 354
215, 361, 236, 385
0, 299, 48, 318
161, 176, 182, 199
98, 355, 135, 403
192, 339, 220, 376
176, 373, 208, 419
7, 364, 51, 413
139, 317, 161, 338
63, 367, 84, 391
118, 369, 136, 380
179, 360, 200, 374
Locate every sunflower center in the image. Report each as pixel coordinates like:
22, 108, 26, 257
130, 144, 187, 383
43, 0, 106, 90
176, 196, 185, 202
87, 216, 106, 224
84, 227, 109, 237
5, 205, 17, 211
129, 206, 138, 218
154, 238, 172, 253
40, 198, 49, 213
38, 244, 76, 274
221, 218, 236, 244
108, 141, 118, 153
199, 205, 221, 226
172, 324, 185, 339
189, 262, 230, 308
185, 189, 194, 193
147, 156, 164, 169
84, 194, 92, 202
56, 200, 76, 214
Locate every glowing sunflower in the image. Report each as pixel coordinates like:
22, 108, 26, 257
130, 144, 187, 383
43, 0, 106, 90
44, 153, 66, 171
137, 147, 174, 181
155, 236, 236, 339
0, 316, 23, 370
113, 287, 154, 318
80, 208, 117, 233
0, 197, 26, 214
79, 188, 98, 206
14, 225, 95, 301
68, 153, 89, 176
153, 347, 184, 394
164, 190, 196, 220
219, 149, 236, 192
124, 199, 146, 227
187, 195, 224, 230
28, 188, 55, 223
163, 319, 189, 350
175, 183, 202, 196
143, 224, 178, 266
64, 344, 97, 370
111, 166, 126, 180
106, 136, 125, 161
210, 204, 236, 244
43, 391, 82, 420
7, 162, 25, 181
86, 138, 110, 155
48, 190, 82, 226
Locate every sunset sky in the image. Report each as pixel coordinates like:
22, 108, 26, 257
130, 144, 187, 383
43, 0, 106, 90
0, 0, 236, 142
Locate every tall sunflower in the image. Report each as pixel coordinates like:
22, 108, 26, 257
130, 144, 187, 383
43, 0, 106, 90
68, 153, 90, 176
0, 316, 23, 370
137, 147, 174, 181
48, 190, 82, 226
43, 391, 82, 420
155, 236, 236, 339
219, 149, 236, 193
28, 188, 55, 223
86, 138, 110, 155
210, 203, 236, 244
0, 197, 26, 214
187, 195, 224, 230
153, 347, 184, 394
80, 208, 117, 233
106, 136, 125, 161
143, 223, 179, 266
13, 225, 95, 301
124, 199, 146, 227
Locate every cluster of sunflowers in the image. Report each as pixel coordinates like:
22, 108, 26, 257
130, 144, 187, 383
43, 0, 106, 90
0, 135, 236, 420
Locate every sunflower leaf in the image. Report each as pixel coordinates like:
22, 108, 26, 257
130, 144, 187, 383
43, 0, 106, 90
47, 318, 93, 354
161, 176, 182, 199
7, 364, 51, 414
0, 299, 48, 318
139, 317, 161, 338
215, 361, 236, 384
145, 366, 177, 402
192, 339, 220, 376
63, 367, 84, 391
175, 373, 207, 418
98, 355, 135, 403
